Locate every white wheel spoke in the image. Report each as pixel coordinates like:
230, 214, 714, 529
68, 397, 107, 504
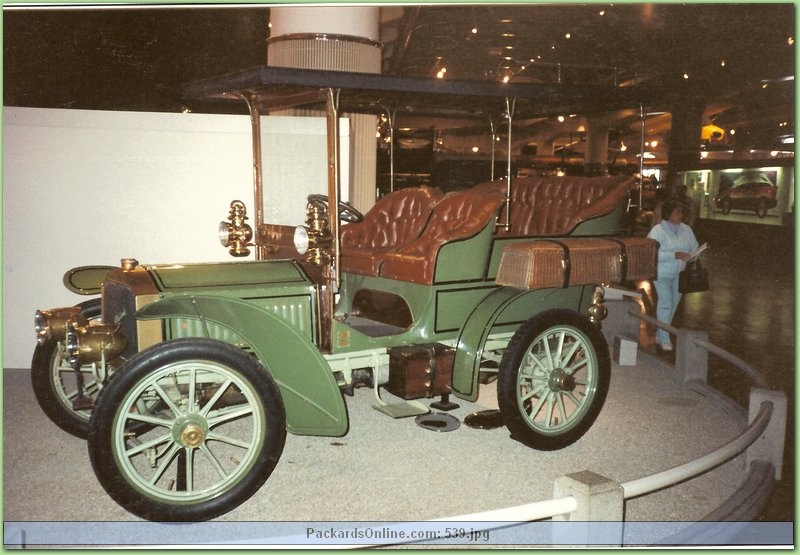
200, 378, 233, 416
206, 431, 251, 450
554, 331, 566, 365
126, 431, 172, 457
199, 443, 228, 479
125, 412, 173, 428
556, 393, 568, 423
149, 442, 180, 486
187, 368, 197, 413
185, 448, 194, 492
152, 381, 183, 416
207, 404, 253, 428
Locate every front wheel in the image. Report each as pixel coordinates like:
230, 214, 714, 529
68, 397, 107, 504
31, 298, 103, 438
88, 338, 286, 521
497, 310, 610, 451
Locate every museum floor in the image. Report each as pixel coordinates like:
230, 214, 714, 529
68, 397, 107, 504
2, 217, 793, 545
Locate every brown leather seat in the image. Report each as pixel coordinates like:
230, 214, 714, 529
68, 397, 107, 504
340, 187, 443, 276
379, 187, 506, 284
476, 175, 635, 236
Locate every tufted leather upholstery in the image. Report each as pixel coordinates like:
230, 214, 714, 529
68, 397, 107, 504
340, 187, 443, 275
476, 175, 635, 236
378, 187, 506, 284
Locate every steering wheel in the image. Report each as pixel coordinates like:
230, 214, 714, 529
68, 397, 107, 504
307, 194, 364, 224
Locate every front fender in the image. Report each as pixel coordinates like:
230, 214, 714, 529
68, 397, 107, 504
136, 295, 348, 437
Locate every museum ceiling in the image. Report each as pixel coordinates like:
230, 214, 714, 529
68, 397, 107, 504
4, 4, 795, 164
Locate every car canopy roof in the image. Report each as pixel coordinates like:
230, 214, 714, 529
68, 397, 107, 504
183, 65, 648, 120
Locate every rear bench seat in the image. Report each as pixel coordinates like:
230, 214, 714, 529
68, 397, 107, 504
475, 175, 635, 236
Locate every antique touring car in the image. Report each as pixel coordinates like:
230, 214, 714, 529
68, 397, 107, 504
32, 67, 657, 521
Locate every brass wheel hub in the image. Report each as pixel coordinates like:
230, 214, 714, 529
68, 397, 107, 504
548, 369, 576, 392
173, 416, 208, 448
180, 423, 205, 448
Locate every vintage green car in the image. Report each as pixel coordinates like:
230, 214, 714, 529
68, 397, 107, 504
31, 67, 655, 521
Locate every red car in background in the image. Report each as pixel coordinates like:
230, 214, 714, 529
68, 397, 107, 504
714, 173, 777, 218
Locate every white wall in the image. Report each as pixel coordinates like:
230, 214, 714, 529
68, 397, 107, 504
3, 107, 344, 368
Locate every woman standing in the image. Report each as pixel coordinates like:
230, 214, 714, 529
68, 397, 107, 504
647, 200, 699, 352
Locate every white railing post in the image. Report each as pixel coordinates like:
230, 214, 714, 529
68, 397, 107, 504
675, 329, 709, 383
552, 471, 624, 546
747, 390, 787, 480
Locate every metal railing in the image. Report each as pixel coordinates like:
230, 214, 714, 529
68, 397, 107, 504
362, 309, 783, 547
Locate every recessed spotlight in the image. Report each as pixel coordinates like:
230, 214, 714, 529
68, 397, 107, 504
565, 33, 571, 39
788, 36, 795, 46
683, 73, 689, 80
471, 27, 478, 34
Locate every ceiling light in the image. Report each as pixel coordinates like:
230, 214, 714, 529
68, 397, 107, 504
683, 73, 689, 80
557, 115, 565, 123
471, 27, 478, 34
620, 141, 627, 151
565, 33, 571, 39
729, 129, 736, 135
720, 60, 726, 67
472, 146, 480, 153
599, 10, 605, 16
788, 36, 795, 46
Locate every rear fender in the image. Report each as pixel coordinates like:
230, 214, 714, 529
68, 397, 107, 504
452, 287, 528, 401
452, 286, 587, 401
136, 295, 348, 437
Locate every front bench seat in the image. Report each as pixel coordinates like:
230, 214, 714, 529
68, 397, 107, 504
379, 187, 506, 285
340, 187, 443, 276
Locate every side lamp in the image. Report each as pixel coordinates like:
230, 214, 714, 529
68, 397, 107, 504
218, 200, 253, 257
294, 198, 332, 266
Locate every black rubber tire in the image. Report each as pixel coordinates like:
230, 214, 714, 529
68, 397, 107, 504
87, 338, 286, 521
756, 198, 768, 218
498, 309, 610, 451
31, 298, 101, 439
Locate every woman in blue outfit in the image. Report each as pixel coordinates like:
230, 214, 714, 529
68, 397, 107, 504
647, 200, 699, 352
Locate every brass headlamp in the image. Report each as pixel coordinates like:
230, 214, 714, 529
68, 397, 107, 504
65, 321, 128, 368
294, 198, 332, 266
34, 307, 87, 345
218, 200, 253, 257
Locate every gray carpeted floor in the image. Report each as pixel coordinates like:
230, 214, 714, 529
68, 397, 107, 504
4, 351, 748, 528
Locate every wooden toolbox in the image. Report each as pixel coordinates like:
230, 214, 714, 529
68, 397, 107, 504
386, 343, 454, 400
496, 236, 658, 290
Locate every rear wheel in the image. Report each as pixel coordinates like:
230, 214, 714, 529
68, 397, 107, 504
498, 310, 610, 450
31, 298, 103, 438
88, 338, 286, 521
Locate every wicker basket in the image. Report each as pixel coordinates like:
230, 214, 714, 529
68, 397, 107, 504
496, 237, 657, 289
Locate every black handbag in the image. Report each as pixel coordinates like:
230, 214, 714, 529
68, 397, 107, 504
679, 258, 709, 293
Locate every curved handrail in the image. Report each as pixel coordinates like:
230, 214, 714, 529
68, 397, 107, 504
620, 400, 773, 499
628, 308, 768, 387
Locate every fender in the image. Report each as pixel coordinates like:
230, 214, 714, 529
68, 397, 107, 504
452, 286, 528, 401
136, 295, 348, 437
63, 265, 115, 295
452, 285, 587, 401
